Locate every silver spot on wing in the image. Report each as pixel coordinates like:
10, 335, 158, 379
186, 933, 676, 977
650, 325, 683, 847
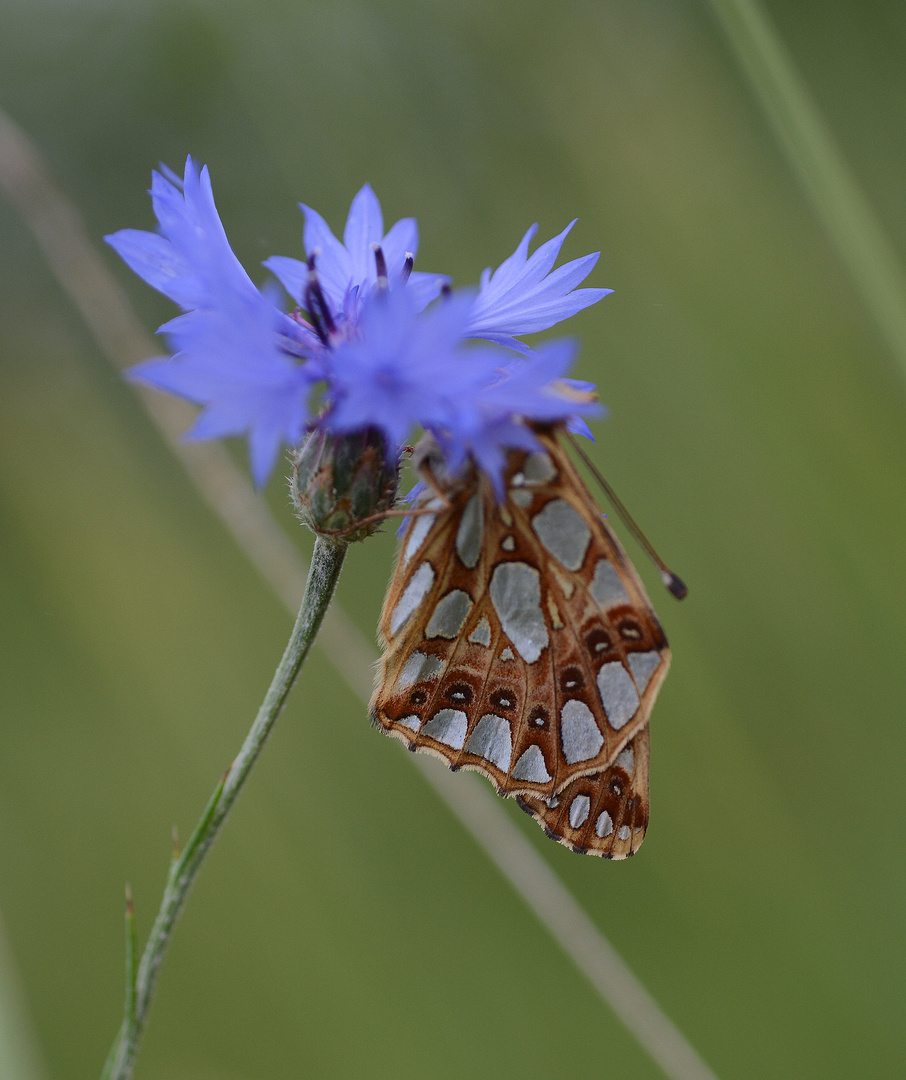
489, 561, 549, 663
596, 662, 640, 730
531, 499, 591, 571
389, 562, 435, 636
468, 616, 492, 647
560, 699, 604, 764
455, 494, 483, 569
614, 744, 635, 773
421, 709, 468, 749
464, 714, 512, 771
569, 795, 591, 829
523, 451, 556, 484
426, 589, 473, 639
628, 650, 661, 693
595, 810, 614, 838
394, 651, 443, 691
402, 498, 443, 564
590, 559, 631, 609
511, 745, 551, 784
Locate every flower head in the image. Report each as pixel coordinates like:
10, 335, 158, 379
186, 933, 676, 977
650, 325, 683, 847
264, 184, 449, 334
323, 288, 498, 452
108, 159, 611, 496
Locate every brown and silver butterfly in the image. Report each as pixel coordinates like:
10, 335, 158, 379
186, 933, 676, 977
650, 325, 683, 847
370, 424, 670, 858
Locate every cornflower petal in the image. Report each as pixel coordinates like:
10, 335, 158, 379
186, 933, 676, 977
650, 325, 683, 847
456, 419, 540, 500
299, 203, 353, 303
260, 256, 309, 313
108, 158, 260, 313
108, 158, 315, 486
324, 289, 498, 453
566, 416, 596, 441
437, 339, 604, 496
466, 220, 613, 352
249, 422, 293, 490
264, 185, 448, 320
343, 183, 385, 283
130, 289, 314, 485
105, 230, 190, 303
404, 271, 448, 311
380, 217, 419, 272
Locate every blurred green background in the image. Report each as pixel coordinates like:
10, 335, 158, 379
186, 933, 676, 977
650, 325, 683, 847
2, 1, 906, 1077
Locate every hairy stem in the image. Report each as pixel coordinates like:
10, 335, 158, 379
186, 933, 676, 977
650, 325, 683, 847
100, 535, 348, 1080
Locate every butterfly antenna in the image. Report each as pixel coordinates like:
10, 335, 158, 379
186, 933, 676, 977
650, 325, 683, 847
567, 434, 688, 600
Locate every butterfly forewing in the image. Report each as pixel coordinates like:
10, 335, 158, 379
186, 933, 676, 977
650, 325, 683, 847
372, 427, 670, 852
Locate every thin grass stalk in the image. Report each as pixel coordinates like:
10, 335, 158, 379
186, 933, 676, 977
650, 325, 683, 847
0, 912, 46, 1080
706, 0, 906, 389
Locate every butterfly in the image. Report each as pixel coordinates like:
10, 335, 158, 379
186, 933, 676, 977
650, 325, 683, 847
370, 424, 672, 858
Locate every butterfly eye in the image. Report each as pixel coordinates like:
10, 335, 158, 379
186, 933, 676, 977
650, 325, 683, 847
490, 688, 518, 712
446, 682, 474, 705
586, 628, 613, 655
617, 618, 643, 642
409, 689, 429, 706
559, 665, 584, 693
529, 705, 549, 728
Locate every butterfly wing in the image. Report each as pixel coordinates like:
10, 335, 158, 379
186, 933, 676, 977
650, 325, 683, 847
372, 429, 670, 831
517, 724, 650, 859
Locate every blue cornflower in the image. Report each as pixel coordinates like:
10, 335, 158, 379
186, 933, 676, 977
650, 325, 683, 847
107, 158, 611, 493
323, 288, 498, 452
322, 290, 603, 496
264, 184, 449, 332
437, 340, 604, 497
466, 222, 613, 354
106, 158, 256, 311
106, 158, 317, 484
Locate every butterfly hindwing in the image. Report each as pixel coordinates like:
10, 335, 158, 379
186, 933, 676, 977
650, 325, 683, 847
371, 427, 670, 852
517, 725, 650, 859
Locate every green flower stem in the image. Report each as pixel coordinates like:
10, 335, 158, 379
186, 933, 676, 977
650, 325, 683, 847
100, 535, 348, 1080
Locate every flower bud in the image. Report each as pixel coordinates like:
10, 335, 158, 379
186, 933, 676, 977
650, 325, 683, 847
290, 426, 400, 542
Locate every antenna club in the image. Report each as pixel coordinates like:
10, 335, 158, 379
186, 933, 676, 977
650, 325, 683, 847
566, 431, 687, 601
662, 571, 688, 600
